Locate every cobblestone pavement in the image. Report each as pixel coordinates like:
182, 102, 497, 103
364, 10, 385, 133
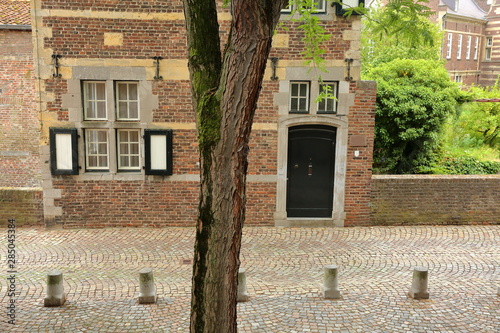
1, 226, 499, 332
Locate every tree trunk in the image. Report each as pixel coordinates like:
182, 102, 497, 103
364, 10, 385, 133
182, 0, 286, 332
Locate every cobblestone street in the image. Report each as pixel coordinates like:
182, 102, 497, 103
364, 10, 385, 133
1, 226, 499, 332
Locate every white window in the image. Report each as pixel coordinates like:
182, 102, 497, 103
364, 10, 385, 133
117, 129, 141, 170
83, 81, 107, 120
454, 75, 462, 83
290, 82, 310, 113
474, 37, 479, 60
318, 82, 338, 114
446, 33, 453, 59
116, 82, 139, 120
466, 36, 471, 60
281, 0, 327, 14
457, 34, 462, 60
485, 37, 492, 60
85, 129, 109, 170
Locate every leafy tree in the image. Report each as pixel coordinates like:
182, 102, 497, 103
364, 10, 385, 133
365, 59, 466, 173
361, 0, 441, 73
455, 83, 500, 149
182, 0, 439, 330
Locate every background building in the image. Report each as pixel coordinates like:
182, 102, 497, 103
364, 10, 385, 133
0, 0, 40, 187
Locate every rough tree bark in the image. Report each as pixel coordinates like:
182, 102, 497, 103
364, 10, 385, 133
181, 0, 287, 332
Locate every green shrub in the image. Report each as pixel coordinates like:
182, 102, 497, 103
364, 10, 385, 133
417, 156, 500, 175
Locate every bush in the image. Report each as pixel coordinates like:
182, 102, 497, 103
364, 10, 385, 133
365, 59, 467, 174
417, 156, 500, 175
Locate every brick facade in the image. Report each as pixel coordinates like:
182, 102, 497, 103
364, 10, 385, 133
34, 0, 376, 228
0, 28, 41, 187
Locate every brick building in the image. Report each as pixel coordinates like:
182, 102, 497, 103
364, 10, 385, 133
434, 0, 500, 86
0, 0, 41, 187
32, 0, 376, 228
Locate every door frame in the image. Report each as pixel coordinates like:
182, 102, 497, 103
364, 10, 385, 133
274, 115, 348, 227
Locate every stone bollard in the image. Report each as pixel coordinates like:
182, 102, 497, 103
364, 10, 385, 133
497, 286, 500, 296
138, 268, 157, 304
44, 270, 66, 307
408, 266, 430, 299
237, 268, 249, 302
323, 265, 341, 299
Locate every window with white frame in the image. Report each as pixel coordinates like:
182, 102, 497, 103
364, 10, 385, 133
83, 81, 107, 120
474, 36, 479, 60
85, 129, 109, 170
466, 35, 471, 60
485, 37, 492, 60
82, 80, 141, 172
116, 82, 139, 120
117, 129, 141, 170
281, 0, 327, 14
457, 34, 462, 60
317, 82, 338, 114
454, 75, 462, 83
446, 33, 453, 59
289, 81, 310, 113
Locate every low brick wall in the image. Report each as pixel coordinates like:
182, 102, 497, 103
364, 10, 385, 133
0, 188, 44, 227
371, 175, 500, 225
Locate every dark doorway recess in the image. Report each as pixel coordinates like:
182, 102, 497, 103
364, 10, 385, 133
287, 125, 337, 218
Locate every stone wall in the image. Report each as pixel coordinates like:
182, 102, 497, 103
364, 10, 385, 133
371, 175, 500, 225
0, 188, 44, 227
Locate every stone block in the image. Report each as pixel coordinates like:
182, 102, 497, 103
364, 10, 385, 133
237, 268, 249, 302
138, 268, 157, 304
44, 270, 66, 307
408, 266, 429, 299
323, 265, 341, 299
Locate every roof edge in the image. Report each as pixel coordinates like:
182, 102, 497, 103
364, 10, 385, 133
0, 24, 32, 31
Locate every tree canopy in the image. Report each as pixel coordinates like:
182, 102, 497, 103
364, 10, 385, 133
365, 58, 466, 173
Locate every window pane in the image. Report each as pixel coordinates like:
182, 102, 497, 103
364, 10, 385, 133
131, 156, 139, 167
88, 156, 97, 167
299, 99, 307, 111
299, 84, 307, 96
96, 83, 106, 100
118, 83, 128, 100
129, 84, 138, 100
129, 102, 139, 119
120, 156, 129, 167
99, 156, 108, 167
120, 143, 129, 154
291, 84, 298, 96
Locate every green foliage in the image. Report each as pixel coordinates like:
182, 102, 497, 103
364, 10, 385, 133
417, 156, 500, 174
454, 83, 500, 149
361, 0, 442, 73
365, 59, 466, 174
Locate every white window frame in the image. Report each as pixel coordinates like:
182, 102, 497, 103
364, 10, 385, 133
281, 0, 327, 14
454, 75, 462, 83
317, 81, 338, 114
457, 34, 462, 60
446, 33, 453, 59
485, 37, 492, 60
474, 36, 479, 60
466, 35, 471, 60
83, 81, 107, 120
85, 129, 109, 170
117, 129, 141, 171
116, 81, 139, 121
289, 81, 310, 113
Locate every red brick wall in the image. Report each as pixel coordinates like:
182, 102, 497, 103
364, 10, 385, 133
344, 81, 377, 226
371, 175, 500, 225
0, 188, 44, 227
0, 30, 41, 187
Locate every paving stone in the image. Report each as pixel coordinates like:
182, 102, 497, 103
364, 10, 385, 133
0, 226, 498, 332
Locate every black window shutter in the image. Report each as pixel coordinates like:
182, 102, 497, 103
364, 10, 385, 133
144, 129, 173, 176
49, 128, 79, 175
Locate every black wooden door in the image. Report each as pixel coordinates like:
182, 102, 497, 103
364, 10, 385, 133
286, 125, 336, 218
